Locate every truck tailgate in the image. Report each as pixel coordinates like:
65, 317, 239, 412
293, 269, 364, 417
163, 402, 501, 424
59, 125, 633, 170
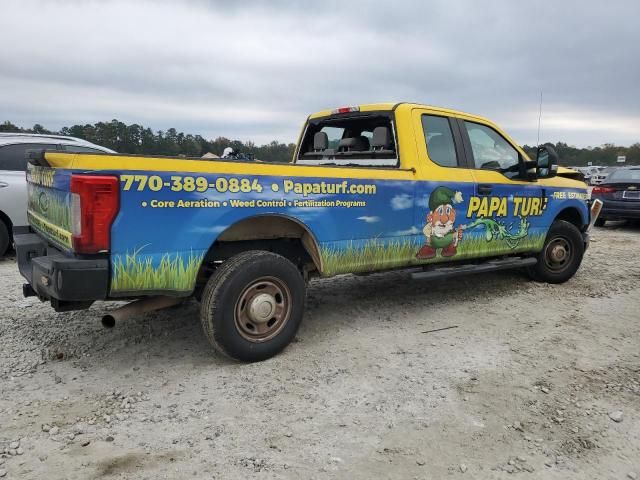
26, 162, 74, 252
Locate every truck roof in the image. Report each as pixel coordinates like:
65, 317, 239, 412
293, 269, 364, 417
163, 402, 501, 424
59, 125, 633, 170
309, 102, 493, 124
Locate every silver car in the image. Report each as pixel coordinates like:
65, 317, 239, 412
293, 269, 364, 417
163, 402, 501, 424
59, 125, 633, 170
590, 166, 616, 185
0, 133, 115, 255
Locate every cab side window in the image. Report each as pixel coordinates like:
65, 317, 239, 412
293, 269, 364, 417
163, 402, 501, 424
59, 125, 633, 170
422, 115, 459, 167
463, 121, 519, 172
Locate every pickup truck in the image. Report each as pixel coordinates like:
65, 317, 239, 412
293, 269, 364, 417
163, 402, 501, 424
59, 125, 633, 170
15, 103, 597, 362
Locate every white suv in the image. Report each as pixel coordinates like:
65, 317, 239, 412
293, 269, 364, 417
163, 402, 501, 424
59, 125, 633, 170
590, 167, 615, 186
0, 133, 115, 255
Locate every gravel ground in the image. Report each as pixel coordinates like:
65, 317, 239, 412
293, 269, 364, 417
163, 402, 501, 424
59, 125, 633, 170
1, 224, 639, 479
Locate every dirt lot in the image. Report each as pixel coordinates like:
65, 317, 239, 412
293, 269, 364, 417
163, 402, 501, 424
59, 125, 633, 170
1, 224, 639, 480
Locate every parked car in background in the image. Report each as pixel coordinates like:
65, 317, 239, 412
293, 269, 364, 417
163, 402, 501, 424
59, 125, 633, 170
0, 133, 115, 255
572, 166, 595, 183
591, 167, 640, 226
590, 166, 616, 185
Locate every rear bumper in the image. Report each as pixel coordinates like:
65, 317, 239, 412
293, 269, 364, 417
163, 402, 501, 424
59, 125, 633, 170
601, 209, 640, 219
15, 231, 109, 311
598, 199, 640, 219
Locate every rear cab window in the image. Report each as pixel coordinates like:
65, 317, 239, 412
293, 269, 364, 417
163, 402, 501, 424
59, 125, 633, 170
296, 112, 398, 167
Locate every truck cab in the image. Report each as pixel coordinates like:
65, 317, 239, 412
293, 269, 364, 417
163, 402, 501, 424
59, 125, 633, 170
15, 103, 594, 361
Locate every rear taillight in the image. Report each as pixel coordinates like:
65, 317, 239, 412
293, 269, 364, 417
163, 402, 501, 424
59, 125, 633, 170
70, 174, 119, 254
592, 186, 614, 194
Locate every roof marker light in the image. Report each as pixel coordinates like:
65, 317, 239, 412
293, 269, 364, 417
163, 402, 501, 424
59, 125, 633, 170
332, 106, 360, 114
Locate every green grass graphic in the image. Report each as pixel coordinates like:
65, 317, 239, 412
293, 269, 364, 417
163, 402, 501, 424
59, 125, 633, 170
320, 233, 546, 277
28, 187, 71, 231
111, 248, 204, 293
454, 232, 545, 260
321, 239, 419, 276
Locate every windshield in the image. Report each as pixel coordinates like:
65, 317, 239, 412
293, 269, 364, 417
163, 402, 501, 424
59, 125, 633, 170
607, 169, 640, 181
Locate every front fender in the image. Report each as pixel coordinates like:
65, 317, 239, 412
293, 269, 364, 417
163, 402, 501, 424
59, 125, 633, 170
550, 197, 590, 228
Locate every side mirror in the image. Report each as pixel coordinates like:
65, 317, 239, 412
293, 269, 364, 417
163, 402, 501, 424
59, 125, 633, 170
522, 159, 538, 181
536, 144, 559, 178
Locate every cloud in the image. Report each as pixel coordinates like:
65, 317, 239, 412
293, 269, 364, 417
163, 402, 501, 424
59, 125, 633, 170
417, 194, 430, 209
190, 225, 228, 234
357, 215, 381, 223
390, 194, 413, 211
390, 226, 421, 236
1, 0, 639, 146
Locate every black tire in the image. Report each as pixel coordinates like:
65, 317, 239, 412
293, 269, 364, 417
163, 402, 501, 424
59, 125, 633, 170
527, 220, 585, 284
0, 221, 10, 257
200, 250, 305, 362
594, 217, 606, 227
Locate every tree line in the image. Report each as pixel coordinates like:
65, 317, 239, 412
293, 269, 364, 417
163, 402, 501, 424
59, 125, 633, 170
521, 142, 639, 167
0, 119, 296, 163
2, 119, 638, 166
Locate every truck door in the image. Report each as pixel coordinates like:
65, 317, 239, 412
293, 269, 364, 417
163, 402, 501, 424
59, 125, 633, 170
458, 119, 547, 258
412, 110, 476, 263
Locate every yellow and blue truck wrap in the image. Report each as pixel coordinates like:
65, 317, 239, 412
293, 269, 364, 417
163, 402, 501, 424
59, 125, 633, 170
16, 103, 593, 360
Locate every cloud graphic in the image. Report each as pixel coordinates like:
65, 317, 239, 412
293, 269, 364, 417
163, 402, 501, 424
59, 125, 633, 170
417, 194, 430, 209
390, 226, 420, 236
390, 194, 413, 211
357, 216, 381, 223
190, 225, 228, 234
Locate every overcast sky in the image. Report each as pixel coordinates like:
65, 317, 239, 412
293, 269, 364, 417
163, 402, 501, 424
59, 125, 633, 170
1, 0, 639, 147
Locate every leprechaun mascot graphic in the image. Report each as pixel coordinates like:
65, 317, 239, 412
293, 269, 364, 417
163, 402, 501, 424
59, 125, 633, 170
416, 186, 464, 259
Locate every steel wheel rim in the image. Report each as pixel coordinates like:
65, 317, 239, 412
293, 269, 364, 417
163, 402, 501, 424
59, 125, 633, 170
234, 276, 291, 342
544, 236, 572, 272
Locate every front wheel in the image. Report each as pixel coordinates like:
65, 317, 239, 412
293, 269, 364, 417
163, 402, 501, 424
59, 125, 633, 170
527, 220, 585, 284
200, 250, 305, 362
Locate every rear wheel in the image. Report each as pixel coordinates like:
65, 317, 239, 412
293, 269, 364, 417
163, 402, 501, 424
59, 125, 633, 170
0, 221, 10, 257
200, 250, 305, 362
527, 220, 584, 284
594, 217, 606, 227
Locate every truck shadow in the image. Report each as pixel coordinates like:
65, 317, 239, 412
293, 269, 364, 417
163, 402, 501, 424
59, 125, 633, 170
0, 250, 16, 263
595, 220, 640, 232
305, 267, 529, 324
53, 267, 530, 371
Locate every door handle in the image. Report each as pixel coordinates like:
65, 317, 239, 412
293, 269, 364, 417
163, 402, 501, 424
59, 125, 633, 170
477, 184, 493, 195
